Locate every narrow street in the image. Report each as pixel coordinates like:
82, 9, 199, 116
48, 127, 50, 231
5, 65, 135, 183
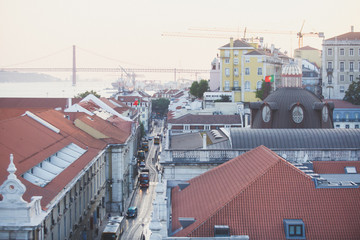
120, 119, 164, 240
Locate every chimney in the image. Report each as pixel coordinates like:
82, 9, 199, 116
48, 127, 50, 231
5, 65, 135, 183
351, 25, 354, 32
67, 98, 72, 108
203, 134, 207, 149
230, 37, 234, 48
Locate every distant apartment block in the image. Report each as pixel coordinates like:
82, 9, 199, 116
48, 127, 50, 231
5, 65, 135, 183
322, 27, 360, 99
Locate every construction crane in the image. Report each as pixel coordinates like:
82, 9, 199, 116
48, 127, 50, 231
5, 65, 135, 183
297, 20, 324, 48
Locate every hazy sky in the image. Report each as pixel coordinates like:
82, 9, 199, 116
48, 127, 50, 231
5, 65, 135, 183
0, 0, 359, 82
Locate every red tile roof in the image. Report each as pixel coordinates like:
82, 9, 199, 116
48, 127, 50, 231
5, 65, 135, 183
313, 161, 360, 174
0, 110, 106, 210
295, 45, 319, 51
117, 96, 149, 103
171, 146, 360, 239
326, 32, 360, 41
0, 97, 81, 109
75, 114, 131, 144
327, 99, 360, 109
0, 108, 48, 121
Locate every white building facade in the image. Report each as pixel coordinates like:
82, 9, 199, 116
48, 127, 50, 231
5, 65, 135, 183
322, 27, 360, 99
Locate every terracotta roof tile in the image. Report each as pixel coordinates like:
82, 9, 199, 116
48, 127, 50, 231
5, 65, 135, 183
0, 97, 81, 109
313, 161, 360, 174
75, 114, 131, 143
327, 99, 360, 109
296, 45, 320, 51
326, 32, 360, 41
171, 146, 360, 239
0, 109, 106, 210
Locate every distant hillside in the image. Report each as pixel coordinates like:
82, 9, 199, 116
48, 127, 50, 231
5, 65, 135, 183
0, 71, 62, 82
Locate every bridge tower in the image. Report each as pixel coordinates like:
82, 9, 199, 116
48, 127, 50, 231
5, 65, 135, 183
72, 45, 76, 86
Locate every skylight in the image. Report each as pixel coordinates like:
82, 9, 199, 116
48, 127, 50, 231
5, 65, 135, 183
22, 143, 86, 187
345, 166, 357, 174
211, 130, 222, 139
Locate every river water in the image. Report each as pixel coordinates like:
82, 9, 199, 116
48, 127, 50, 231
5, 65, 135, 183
0, 80, 117, 98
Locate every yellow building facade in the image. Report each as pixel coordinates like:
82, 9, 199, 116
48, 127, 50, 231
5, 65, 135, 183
219, 38, 284, 102
293, 46, 322, 67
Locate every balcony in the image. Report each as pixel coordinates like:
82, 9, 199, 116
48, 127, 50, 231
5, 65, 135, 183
232, 87, 241, 91
326, 68, 333, 75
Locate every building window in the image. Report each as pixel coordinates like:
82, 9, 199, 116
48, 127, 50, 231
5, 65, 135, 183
327, 61, 333, 69
336, 124, 340, 128
225, 68, 230, 77
350, 62, 354, 71
257, 68, 262, 75
346, 124, 350, 129
355, 125, 359, 129
283, 219, 305, 240
205, 125, 210, 130
225, 59, 230, 64
245, 68, 250, 75
234, 50, 239, 56
224, 50, 230, 58
245, 57, 250, 63
350, 48, 354, 56
350, 75, 354, 82
340, 75, 344, 81
327, 48, 332, 56
257, 81, 262, 89
184, 125, 190, 131
234, 81, 239, 88
245, 81, 250, 91
340, 86, 345, 92
234, 68, 239, 76
234, 58, 239, 65
340, 48, 345, 55
224, 81, 230, 91
340, 62, 344, 72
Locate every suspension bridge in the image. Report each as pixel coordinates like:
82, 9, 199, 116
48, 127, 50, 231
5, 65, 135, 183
0, 45, 209, 86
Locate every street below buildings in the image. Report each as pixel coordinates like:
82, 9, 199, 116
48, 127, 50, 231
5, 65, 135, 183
119, 119, 164, 240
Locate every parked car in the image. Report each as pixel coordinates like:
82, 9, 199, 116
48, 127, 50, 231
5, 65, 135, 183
126, 206, 138, 218
139, 161, 146, 168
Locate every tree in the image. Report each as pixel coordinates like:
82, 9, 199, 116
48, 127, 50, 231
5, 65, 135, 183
190, 79, 209, 99
343, 79, 360, 105
198, 79, 209, 98
152, 98, 170, 118
139, 121, 145, 138
190, 81, 199, 98
255, 80, 271, 100
74, 90, 100, 98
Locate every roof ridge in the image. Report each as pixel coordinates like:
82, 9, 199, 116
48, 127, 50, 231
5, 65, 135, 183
186, 149, 313, 237
183, 146, 279, 236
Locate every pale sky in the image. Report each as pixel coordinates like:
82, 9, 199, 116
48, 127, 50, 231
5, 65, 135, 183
0, 0, 359, 82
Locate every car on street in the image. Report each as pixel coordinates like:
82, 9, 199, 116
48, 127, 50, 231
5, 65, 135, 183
126, 206, 138, 218
139, 161, 146, 168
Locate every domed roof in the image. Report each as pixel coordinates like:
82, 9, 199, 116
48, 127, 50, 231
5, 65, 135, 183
250, 88, 334, 129
282, 62, 302, 75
